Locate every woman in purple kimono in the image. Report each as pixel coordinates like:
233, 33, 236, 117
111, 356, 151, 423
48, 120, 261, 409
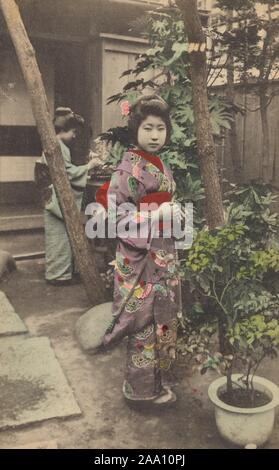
101, 95, 182, 404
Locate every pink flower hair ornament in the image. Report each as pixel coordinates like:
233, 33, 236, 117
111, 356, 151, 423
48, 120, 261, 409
120, 100, 130, 116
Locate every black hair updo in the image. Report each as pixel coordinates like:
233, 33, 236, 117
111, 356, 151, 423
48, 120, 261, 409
53, 107, 85, 133
128, 94, 171, 145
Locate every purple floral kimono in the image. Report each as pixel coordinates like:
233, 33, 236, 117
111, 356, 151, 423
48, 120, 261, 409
103, 149, 179, 401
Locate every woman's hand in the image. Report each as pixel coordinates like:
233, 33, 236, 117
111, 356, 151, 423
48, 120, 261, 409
153, 202, 186, 222
87, 152, 104, 171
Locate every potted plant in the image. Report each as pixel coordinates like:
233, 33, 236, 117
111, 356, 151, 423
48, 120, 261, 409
180, 216, 279, 447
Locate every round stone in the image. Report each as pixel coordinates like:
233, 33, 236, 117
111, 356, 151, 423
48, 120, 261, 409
75, 302, 113, 353
0, 249, 16, 280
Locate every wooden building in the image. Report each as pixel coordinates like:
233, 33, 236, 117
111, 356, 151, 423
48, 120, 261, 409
0, 0, 167, 207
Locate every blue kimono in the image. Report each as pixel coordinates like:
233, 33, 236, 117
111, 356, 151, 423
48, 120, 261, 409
42, 140, 88, 281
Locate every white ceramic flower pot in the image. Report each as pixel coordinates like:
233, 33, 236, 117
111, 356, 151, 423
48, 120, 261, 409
208, 374, 279, 447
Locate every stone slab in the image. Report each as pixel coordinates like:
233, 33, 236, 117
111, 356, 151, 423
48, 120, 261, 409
0, 336, 81, 430
0, 334, 29, 351
0, 291, 27, 336
11, 440, 58, 449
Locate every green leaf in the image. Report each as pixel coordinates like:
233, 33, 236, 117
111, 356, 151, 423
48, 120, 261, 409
164, 42, 188, 66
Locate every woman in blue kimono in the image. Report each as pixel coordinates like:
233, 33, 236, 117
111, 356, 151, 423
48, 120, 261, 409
100, 95, 183, 404
42, 107, 100, 286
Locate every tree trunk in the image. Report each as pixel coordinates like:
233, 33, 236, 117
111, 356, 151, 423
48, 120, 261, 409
176, 0, 224, 230
0, 0, 105, 305
225, 9, 242, 182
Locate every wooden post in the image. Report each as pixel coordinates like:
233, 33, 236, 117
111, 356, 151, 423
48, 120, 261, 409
226, 8, 242, 183
85, 35, 103, 148
176, 0, 224, 230
0, 0, 105, 305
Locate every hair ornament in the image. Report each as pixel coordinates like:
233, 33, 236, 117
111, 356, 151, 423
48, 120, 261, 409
120, 100, 130, 116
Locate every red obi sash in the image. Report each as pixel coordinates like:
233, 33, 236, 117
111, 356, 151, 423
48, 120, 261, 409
95, 149, 171, 212
96, 182, 171, 211
95, 180, 111, 210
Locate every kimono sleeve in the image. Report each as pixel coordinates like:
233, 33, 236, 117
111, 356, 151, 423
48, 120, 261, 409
59, 141, 88, 189
107, 169, 153, 251
42, 141, 89, 189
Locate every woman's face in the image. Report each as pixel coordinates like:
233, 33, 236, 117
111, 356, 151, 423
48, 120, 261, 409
137, 115, 167, 153
59, 128, 77, 145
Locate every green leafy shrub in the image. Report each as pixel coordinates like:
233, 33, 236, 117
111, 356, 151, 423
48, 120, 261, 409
180, 220, 279, 405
